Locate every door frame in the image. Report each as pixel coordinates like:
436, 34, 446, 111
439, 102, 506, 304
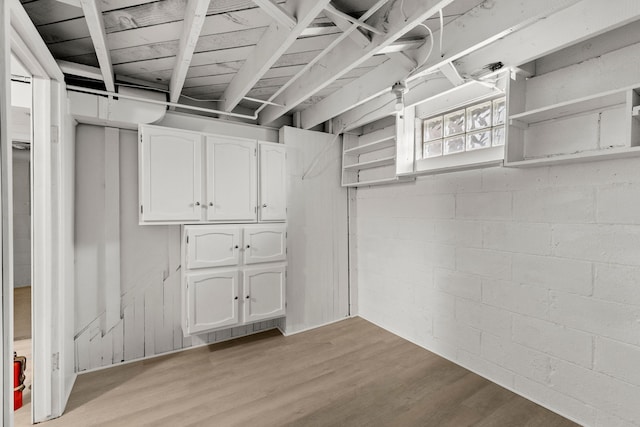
3, 0, 75, 425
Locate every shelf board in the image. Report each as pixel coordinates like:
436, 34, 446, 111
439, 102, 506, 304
504, 145, 640, 168
343, 155, 396, 171
342, 176, 414, 188
343, 137, 394, 156
510, 89, 628, 125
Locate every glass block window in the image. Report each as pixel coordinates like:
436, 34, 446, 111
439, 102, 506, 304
419, 96, 506, 158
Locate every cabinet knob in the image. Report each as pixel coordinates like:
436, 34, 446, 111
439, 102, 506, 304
246, 244, 250, 249
195, 201, 200, 206
234, 245, 239, 249
245, 295, 250, 299
262, 204, 267, 208
234, 296, 238, 300
209, 202, 213, 206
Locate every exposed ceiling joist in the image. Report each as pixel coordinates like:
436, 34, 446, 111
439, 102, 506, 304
317, 0, 581, 130
253, 0, 296, 29
453, 0, 640, 78
333, 77, 454, 131
325, 3, 384, 35
323, 4, 370, 48
169, 0, 210, 106
409, 0, 581, 78
221, 0, 331, 112
257, 0, 458, 125
333, 0, 639, 132
80, 0, 114, 92
300, 53, 416, 130
9, 0, 64, 81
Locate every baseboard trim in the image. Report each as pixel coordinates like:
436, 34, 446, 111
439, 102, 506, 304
76, 327, 281, 375
277, 316, 353, 337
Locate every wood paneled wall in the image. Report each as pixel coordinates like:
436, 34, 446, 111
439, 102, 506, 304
73, 124, 278, 372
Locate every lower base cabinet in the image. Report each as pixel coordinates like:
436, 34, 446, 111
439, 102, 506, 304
182, 263, 286, 336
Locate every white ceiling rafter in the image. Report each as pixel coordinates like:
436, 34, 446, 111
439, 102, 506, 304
312, 0, 581, 131
169, 0, 211, 107
80, 0, 115, 92
301, 4, 421, 130
221, 0, 331, 112
452, 0, 640, 79
257, 0, 458, 126
252, 0, 297, 29
332, 0, 639, 131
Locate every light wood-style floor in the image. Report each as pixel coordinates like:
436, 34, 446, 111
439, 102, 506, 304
28, 318, 577, 427
14, 286, 31, 340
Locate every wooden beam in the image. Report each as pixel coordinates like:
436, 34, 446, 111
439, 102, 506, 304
453, 0, 640, 79
325, 4, 383, 35
300, 53, 415, 129
323, 3, 369, 48
258, 0, 457, 125
221, 0, 331, 112
333, 77, 454, 131
169, 0, 210, 106
260, 0, 583, 125
8, 0, 64, 81
80, 0, 115, 92
410, 0, 581, 78
439, 62, 464, 86
253, 0, 296, 29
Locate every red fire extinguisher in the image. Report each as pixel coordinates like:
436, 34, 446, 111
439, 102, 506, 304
14, 352, 26, 410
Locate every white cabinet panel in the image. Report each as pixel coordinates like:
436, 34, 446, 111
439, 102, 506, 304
185, 270, 239, 335
243, 225, 286, 265
206, 137, 257, 221
259, 142, 287, 221
185, 226, 241, 269
243, 265, 286, 323
140, 126, 202, 222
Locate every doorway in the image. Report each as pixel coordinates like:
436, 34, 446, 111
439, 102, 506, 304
10, 54, 32, 423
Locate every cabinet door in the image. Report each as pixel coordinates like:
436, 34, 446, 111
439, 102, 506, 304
140, 126, 203, 222
242, 265, 285, 323
185, 270, 239, 335
185, 226, 241, 269
258, 142, 287, 221
206, 136, 257, 221
243, 225, 286, 265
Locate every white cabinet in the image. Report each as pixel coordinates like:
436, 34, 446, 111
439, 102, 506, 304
243, 265, 285, 323
259, 142, 287, 221
185, 269, 239, 334
206, 136, 257, 221
184, 226, 241, 269
243, 225, 286, 265
181, 224, 286, 336
139, 126, 203, 221
139, 125, 286, 224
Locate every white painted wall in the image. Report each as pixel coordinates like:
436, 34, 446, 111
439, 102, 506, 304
74, 124, 279, 372
355, 159, 640, 426
280, 126, 349, 334
12, 149, 30, 287
356, 37, 640, 427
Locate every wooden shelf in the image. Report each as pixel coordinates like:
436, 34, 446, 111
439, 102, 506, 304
342, 177, 412, 188
343, 137, 394, 156
504, 145, 640, 168
343, 155, 396, 171
510, 89, 627, 125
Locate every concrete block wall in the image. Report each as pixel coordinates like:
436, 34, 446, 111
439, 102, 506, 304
355, 157, 640, 426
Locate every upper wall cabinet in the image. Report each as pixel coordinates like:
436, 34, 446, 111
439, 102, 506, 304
259, 142, 287, 221
206, 136, 257, 221
139, 126, 203, 221
139, 125, 286, 224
